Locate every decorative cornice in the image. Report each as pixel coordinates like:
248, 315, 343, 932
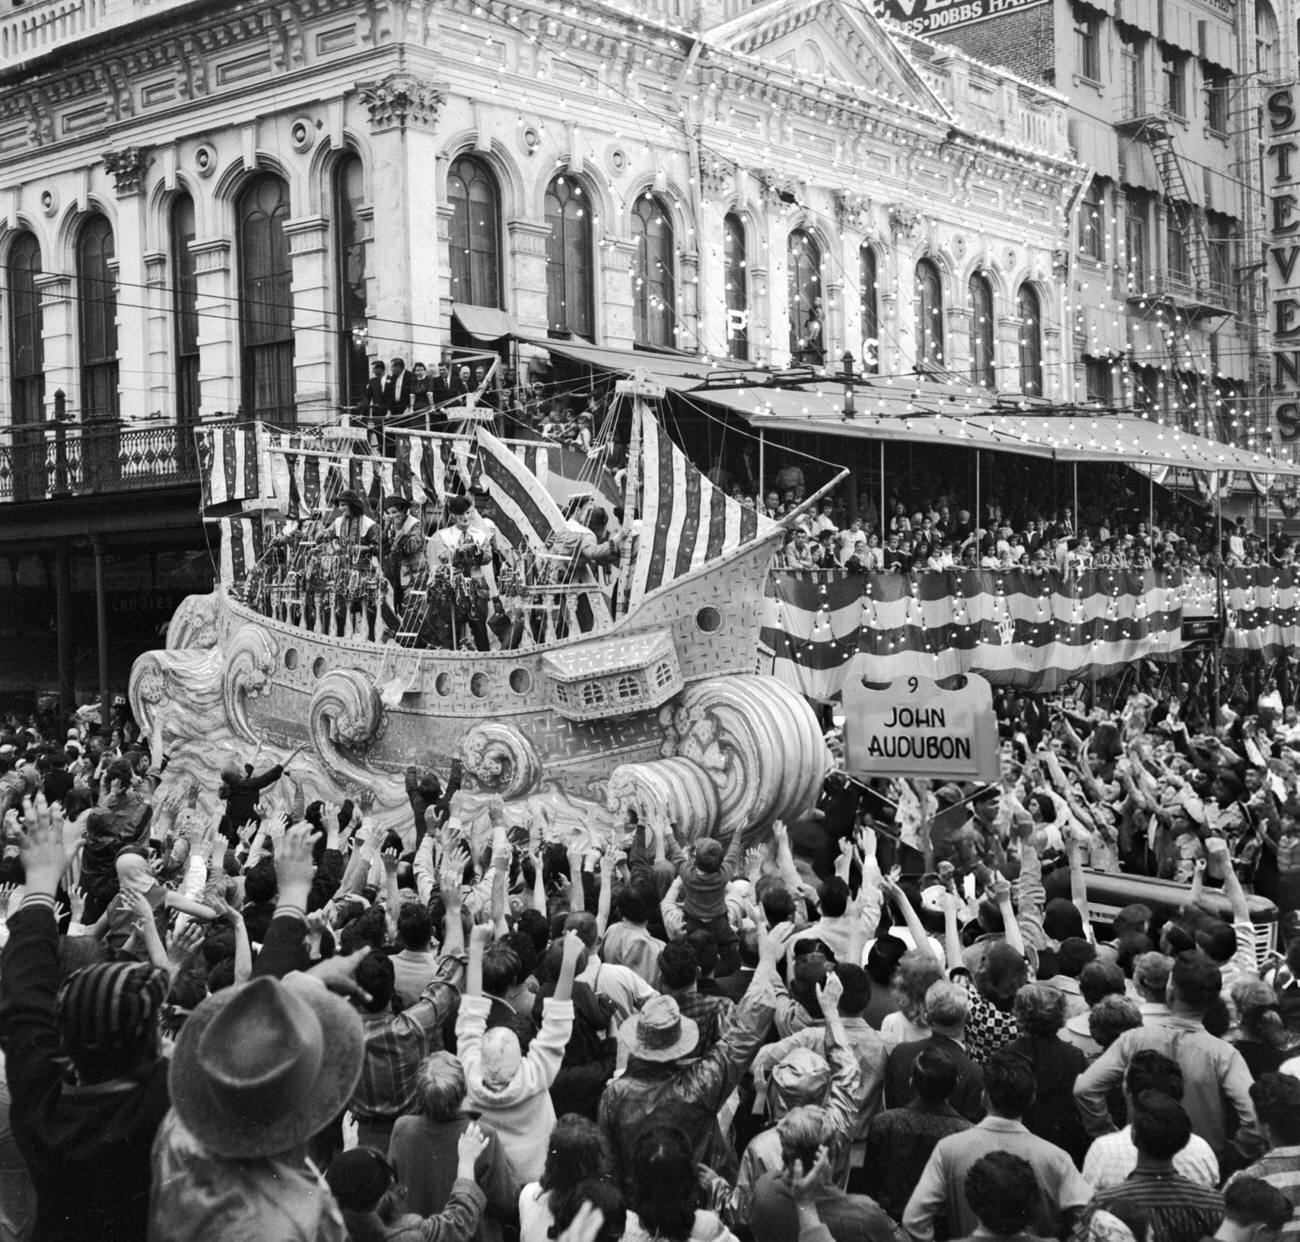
356, 72, 444, 133
103, 146, 151, 197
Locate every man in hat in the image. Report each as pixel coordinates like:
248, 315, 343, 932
149, 823, 372, 1238
426, 495, 496, 650
0, 795, 168, 1242
382, 495, 425, 612
599, 919, 793, 1189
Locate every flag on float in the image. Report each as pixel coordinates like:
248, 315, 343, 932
628, 414, 776, 605
500, 440, 550, 492
197, 425, 261, 512
219, 516, 266, 585
476, 428, 567, 551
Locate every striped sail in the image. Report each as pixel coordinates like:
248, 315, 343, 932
628, 413, 777, 606
477, 428, 567, 551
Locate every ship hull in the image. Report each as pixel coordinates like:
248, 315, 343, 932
130, 535, 827, 845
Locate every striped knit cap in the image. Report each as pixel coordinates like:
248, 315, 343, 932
56, 961, 168, 1057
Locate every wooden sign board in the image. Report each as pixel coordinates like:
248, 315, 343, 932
843, 673, 999, 783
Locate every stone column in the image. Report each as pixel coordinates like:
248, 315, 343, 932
695, 198, 728, 359
824, 279, 844, 366
508, 219, 551, 339
103, 147, 151, 421
602, 236, 637, 350
677, 250, 701, 354
284, 215, 333, 424
357, 71, 447, 364
190, 238, 238, 417
35, 274, 75, 419
948, 307, 973, 378
142, 252, 171, 421
998, 315, 1022, 393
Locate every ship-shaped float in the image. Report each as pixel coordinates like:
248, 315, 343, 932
129, 376, 831, 846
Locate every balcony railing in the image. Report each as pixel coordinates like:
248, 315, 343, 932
0, 420, 200, 504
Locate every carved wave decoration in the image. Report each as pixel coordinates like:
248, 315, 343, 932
459, 721, 542, 799
166, 592, 222, 651
222, 623, 279, 744
606, 755, 721, 843
309, 667, 387, 784
128, 646, 228, 743
659, 674, 827, 841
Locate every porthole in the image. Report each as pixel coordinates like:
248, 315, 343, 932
470, 672, 489, 699
509, 668, 533, 694
435, 672, 453, 697
695, 606, 722, 633
284, 647, 300, 670
311, 657, 326, 679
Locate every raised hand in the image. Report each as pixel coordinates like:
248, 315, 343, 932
166, 921, 205, 974
274, 823, 317, 906
457, 1119, 489, 1168
306, 946, 373, 1005
17, 795, 74, 898
816, 970, 844, 1016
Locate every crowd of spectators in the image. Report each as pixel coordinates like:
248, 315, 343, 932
762, 473, 1292, 577
2, 679, 1300, 1242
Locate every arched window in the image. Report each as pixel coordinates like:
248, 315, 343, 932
172, 195, 199, 429
1018, 284, 1043, 397
860, 246, 879, 375
238, 175, 294, 424
788, 229, 823, 364
447, 155, 502, 310
1257, 0, 1280, 77
915, 258, 944, 367
334, 156, 368, 415
8, 233, 44, 426
968, 273, 995, 388
77, 216, 118, 419
544, 174, 594, 339
631, 193, 675, 348
724, 213, 748, 361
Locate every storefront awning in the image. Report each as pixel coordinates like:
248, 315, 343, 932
518, 336, 1300, 478
962, 413, 1300, 476
453, 303, 514, 340
516, 335, 753, 392
682, 383, 1053, 457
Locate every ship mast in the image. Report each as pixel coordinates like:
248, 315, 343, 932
612, 371, 663, 618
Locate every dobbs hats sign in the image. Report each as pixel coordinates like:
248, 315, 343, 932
843, 673, 998, 783
873, 0, 1049, 36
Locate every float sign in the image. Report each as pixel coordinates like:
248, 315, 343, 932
843, 673, 998, 783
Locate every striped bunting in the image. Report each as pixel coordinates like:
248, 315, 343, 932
629, 414, 776, 605
477, 428, 566, 551
219, 516, 266, 585
197, 425, 260, 512
266, 446, 394, 517
1223, 566, 1300, 661
761, 568, 1195, 696
387, 431, 478, 503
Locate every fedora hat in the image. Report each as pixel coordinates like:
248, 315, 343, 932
169, 975, 363, 1159
616, 994, 699, 1063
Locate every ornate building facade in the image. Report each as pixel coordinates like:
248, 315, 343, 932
0, 0, 1081, 705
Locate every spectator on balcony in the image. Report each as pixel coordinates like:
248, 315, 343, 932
356, 360, 386, 423
384, 358, 415, 419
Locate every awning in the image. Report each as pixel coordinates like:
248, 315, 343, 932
453, 303, 513, 340
685, 383, 1300, 476
683, 383, 1053, 458
517, 335, 752, 392
963, 413, 1300, 476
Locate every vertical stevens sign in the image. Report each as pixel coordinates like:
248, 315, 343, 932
1268, 87, 1300, 442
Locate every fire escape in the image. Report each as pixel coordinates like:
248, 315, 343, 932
1117, 100, 1234, 440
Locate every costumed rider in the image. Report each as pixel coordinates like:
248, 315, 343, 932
545, 494, 627, 635
322, 488, 381, 632
382, 495, 425, 612
425, 494, 504, 651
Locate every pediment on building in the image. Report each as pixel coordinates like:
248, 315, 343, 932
703, 0, 948, 120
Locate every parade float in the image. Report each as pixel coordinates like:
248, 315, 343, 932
128, 377, 835, 848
